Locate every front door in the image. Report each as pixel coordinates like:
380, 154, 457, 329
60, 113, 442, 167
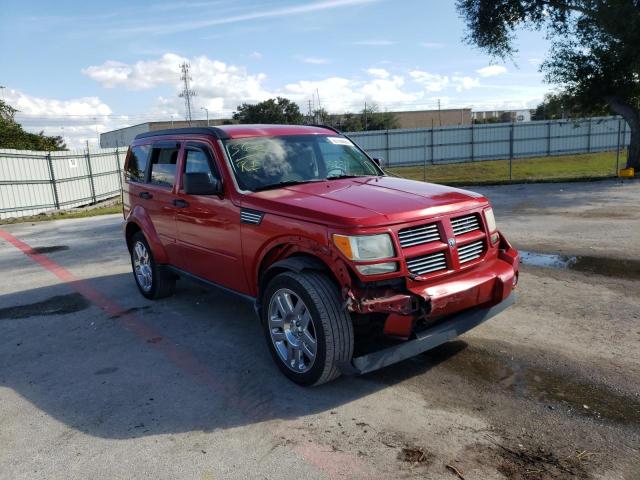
174, 142, 247, 293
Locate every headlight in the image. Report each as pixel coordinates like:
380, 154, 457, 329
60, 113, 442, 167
484, 207, 497, 233
333, 234, 395, 260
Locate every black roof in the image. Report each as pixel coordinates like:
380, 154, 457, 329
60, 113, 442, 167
134, 127, 231, 141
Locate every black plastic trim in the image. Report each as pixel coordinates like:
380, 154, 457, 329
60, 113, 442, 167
162, 265, 256, 303
135, 127, 231, 141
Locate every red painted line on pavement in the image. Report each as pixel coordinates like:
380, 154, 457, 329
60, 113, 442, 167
0, 228, 370, 478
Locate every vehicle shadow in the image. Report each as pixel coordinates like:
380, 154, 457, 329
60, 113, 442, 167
0, 272, 467, 440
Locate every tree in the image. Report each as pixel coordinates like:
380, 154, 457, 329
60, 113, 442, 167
335, 104, 400, 132
457, 0, 640, 170
0, 100, 66, 150
232, 97, 304, 124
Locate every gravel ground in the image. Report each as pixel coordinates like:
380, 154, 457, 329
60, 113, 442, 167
0, 178, 638, 480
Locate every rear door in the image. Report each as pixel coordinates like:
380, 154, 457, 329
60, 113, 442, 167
140, 141, 184, 267
174, 141, 247, 293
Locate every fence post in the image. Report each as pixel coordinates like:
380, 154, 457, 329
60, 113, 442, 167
430, 125, 435, 165
385, 129, 390, 166
586, 117, 592, 153
423, 129, 428, 182
509, 123, 514, 181
85, 143, 97, 204
546, 120, 552, 156
115, 144, 123, 191
470, 121, 475, 162
46, 152, 60, 210
615, 117, 622, 175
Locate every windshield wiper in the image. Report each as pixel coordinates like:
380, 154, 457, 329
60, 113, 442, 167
253, 179, 321, 192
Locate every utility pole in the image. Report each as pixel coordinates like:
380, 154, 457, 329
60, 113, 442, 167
364, 101, 368, 131
179, 62, 196, 125
316, 88, 322, 124
437, 98, 442, 127
201, 107, 209, 126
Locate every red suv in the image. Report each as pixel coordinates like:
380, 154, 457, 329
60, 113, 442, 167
122, 125, 519, 385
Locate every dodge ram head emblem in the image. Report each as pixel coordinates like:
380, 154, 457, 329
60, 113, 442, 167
448, 238, 456, 248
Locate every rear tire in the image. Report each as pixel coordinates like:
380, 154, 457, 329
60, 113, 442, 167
129, 231, 175, 300
262, 271, 354, 386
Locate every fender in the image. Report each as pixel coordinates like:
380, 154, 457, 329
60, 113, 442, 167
253, 235, 353, 293
125, 205, 170, 264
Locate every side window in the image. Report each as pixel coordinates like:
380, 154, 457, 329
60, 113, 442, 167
149, 146, 179, 188
185, 149, 214, 176
125, 145, 150, 182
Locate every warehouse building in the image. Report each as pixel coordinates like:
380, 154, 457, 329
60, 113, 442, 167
99, 108, 472, 148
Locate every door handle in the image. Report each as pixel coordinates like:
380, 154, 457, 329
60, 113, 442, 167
139, 191, 153, 200
173, 199, 189, 208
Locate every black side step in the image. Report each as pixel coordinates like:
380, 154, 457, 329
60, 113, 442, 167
341, 293, 517, 375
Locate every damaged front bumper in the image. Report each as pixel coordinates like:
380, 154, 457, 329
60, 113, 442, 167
341, 292, 516, 375
341, 236, 519, 374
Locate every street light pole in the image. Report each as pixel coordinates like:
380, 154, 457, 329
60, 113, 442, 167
201, 107, 209, 126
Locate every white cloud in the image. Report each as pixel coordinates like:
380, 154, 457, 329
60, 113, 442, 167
4, 87, 117, 149
419, 42, 445, 49
84, 54, 272, 115
300, 56, 331, 65
366, 68, 390, 79
409, 70, 450, 92
452, 76, 480, 91
353, 40, 395, 46
249, 51, 263, 60
476, 65, 507, 77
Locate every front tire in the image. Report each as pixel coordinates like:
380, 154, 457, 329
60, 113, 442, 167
262, 271, 354, 386
129, 231, 175, 300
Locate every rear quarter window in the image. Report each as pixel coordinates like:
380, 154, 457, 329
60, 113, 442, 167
125, 145, 151, 182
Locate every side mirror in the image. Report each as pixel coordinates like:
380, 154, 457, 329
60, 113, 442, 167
372, 157, 384, 167
183, 172, 222, 195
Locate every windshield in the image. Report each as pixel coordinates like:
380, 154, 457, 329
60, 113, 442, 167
222, 134, 382, 192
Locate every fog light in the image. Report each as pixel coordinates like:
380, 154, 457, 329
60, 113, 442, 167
356, 262, 397, 275
490, 232, 499, 244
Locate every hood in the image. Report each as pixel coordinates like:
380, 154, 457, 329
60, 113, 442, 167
242, 176, 488, 227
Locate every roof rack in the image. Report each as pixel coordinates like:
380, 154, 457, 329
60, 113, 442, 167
134, 127, 230, 141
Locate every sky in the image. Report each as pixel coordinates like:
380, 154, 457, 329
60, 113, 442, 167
1, 0, 553, 148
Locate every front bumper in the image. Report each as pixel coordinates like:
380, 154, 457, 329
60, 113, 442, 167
341, 292, 516, 375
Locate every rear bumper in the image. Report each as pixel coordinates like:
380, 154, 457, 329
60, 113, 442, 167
341, 292, 516, 375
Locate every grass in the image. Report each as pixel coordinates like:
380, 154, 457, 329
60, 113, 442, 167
387, 150, 626, 185
1, 202, 122, 225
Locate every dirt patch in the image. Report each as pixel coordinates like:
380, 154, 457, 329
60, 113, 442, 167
570, 255, 640, 280
433, 343, 640, 426
0, 293, 90, 320
397, 446, 433, 464
470, 440, 591, 480
30, 245, 69, 254
520, 250, 640, 280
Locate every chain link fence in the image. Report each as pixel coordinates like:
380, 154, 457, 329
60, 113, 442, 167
0, 116, 632, 219
0, 147, 124, 220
